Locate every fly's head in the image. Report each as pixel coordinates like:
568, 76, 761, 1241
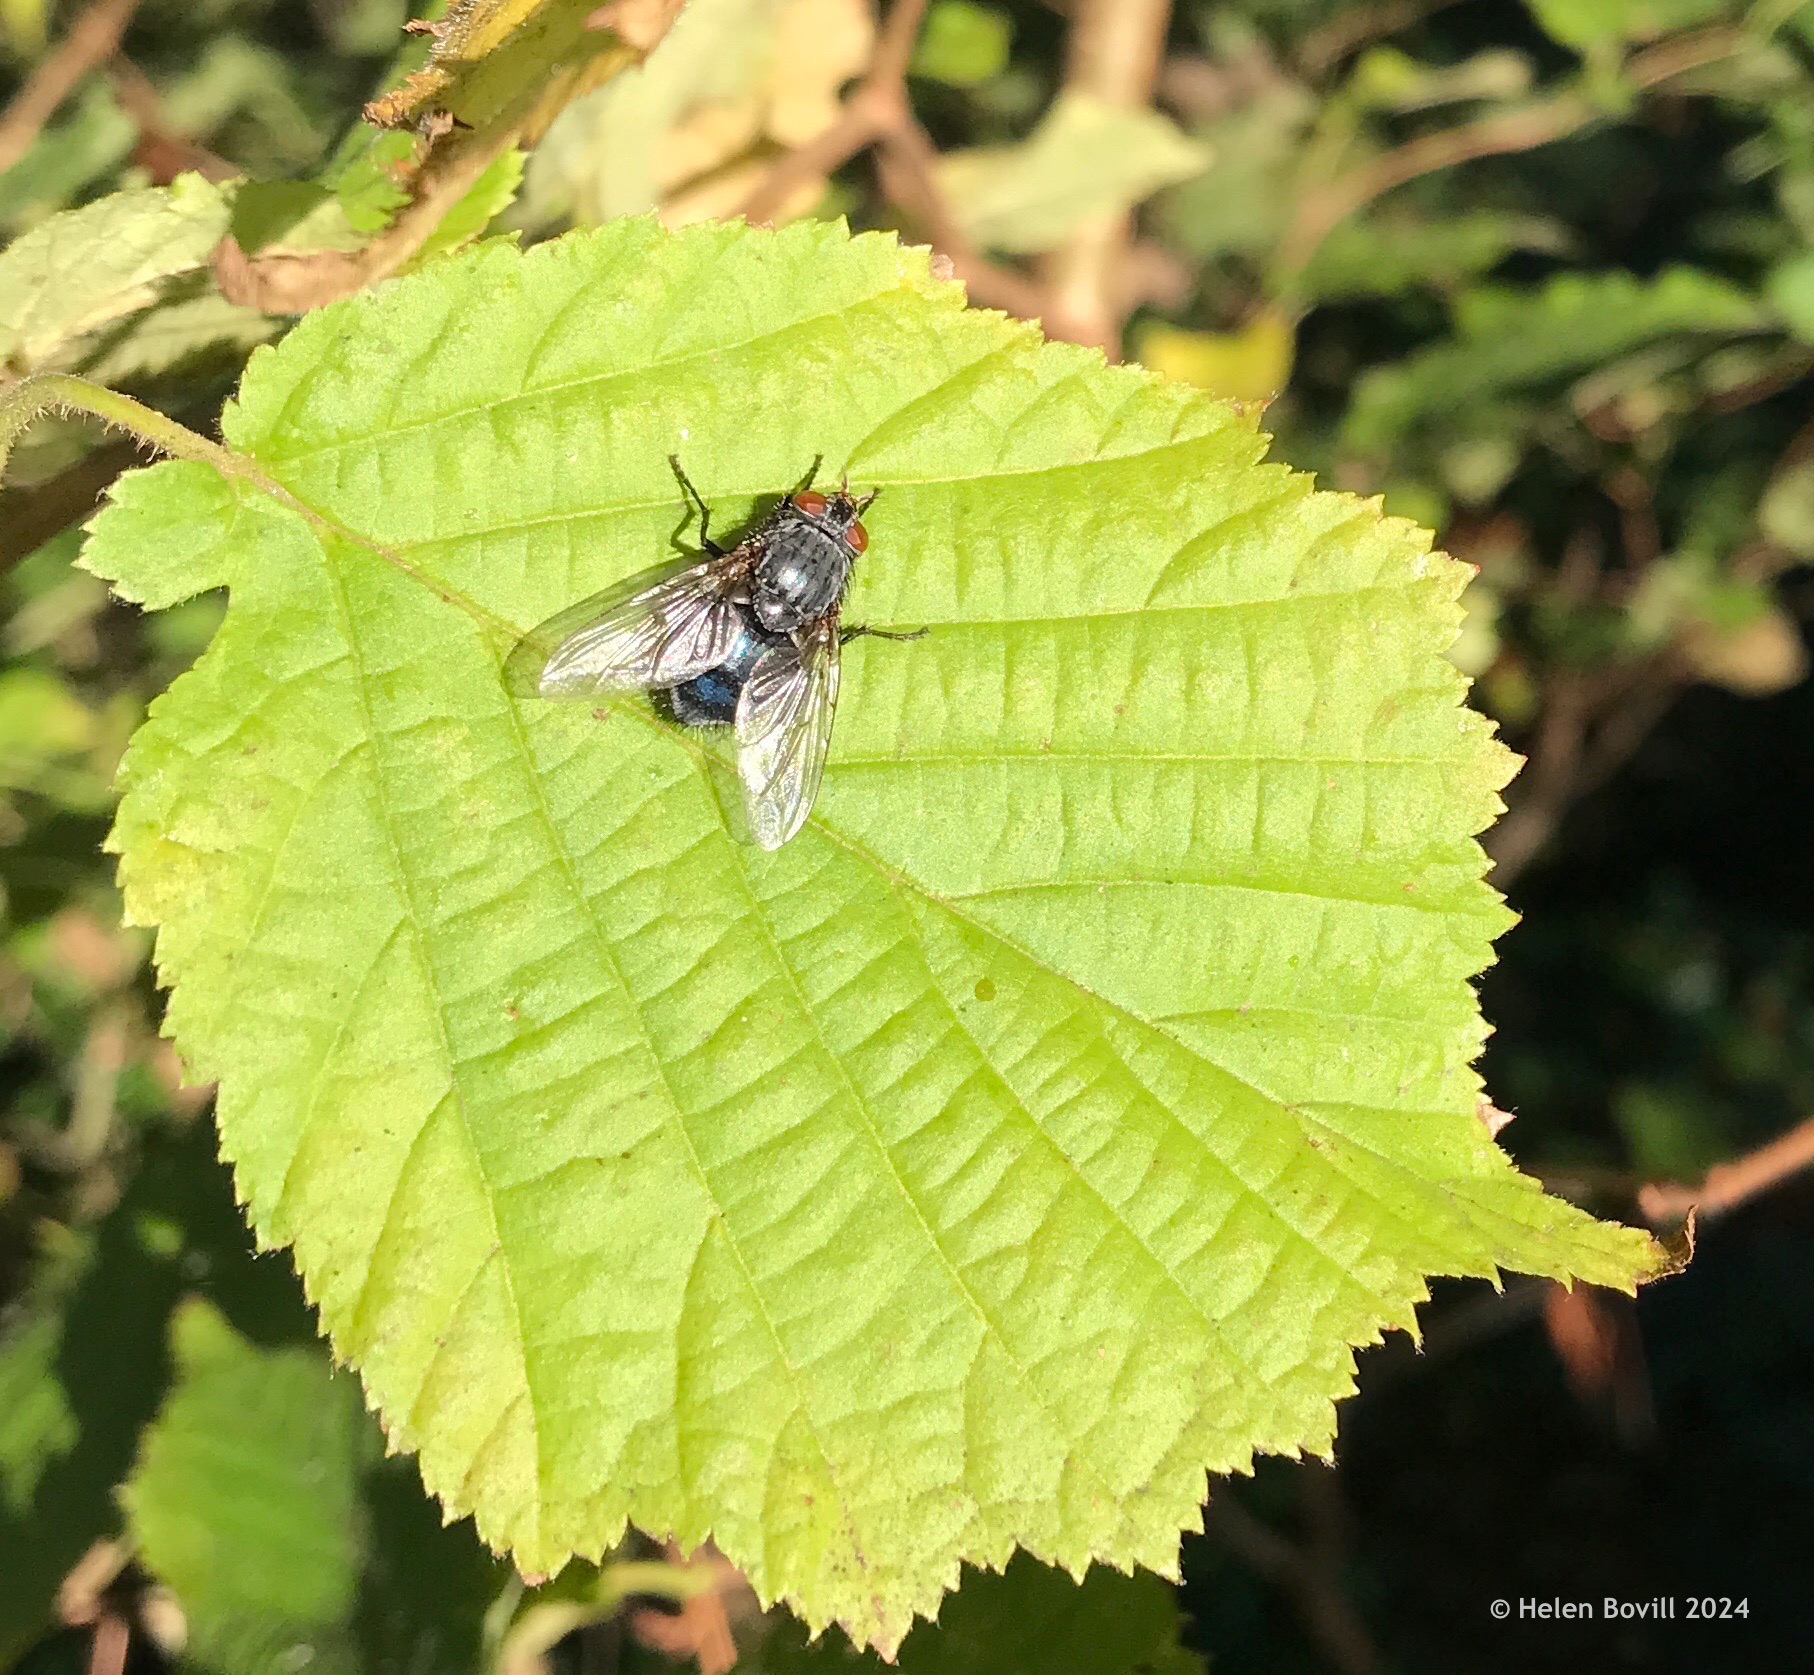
784, 483, 875, 558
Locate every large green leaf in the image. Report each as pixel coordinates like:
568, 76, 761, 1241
79, 217, 1663, 1653
125, 1302, 369, 1675
0, 1124, 308, 1665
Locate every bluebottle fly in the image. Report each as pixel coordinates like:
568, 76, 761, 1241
537, 457, 922, 849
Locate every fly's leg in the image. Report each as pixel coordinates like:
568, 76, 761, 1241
840, 624, 929, 644
668, 454, 724, 555
791, 454, 825, 496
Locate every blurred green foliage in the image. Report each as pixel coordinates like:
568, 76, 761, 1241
4, 0, 1813, 1669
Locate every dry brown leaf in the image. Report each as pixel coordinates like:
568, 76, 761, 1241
588, 0, 691, 53
1476, 1099, 1516, 1137
661, 155, 824, 225
764, 0, 873, 146
656, 99, 767, 194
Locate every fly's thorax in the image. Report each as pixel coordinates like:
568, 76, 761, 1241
752, 516, 853, 633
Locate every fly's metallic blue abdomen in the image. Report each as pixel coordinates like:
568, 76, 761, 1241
667, 611, 782, 726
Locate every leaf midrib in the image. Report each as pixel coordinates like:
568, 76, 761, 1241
708, 829, 1151, 1542
484, 611, 876, 1577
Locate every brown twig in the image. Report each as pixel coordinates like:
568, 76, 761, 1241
0, 0, 143, 174
1487, 658, 1681, 889
738, 0, 930, 224
872, 117, 1049, 317
1704, 347, 1814, 415
104, 55, 236, 183
1541, 1282, 1656, 1446
86, 1615, 129, 1675
1037, 0, 1175, 356
1603, 464, 1662, 572
1638, 1115, 1814, 1224
739, 0, 1047, 321
624, 1543, 746, 1675
1276, 94, 1594, 277
1295, 0, 1471, 79
1275, 26, 1746, 277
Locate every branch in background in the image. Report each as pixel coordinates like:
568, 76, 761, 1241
1639, 1115, 1814, 1224
0, 0, 143, 174
1037, 0, 1174, 356
738, 0, 930, 222
624, 1545, 744, 1675
104, 56, 237, 184
1540, 1282, 1656, 1447
872, 116, 1048, 318
1276, 93, 1594, 278
1485, 658, 1681, 889
1275, 26, 1747, 279
1295, 0, 1470, 79
1489, 394, 1814, 889
739, 0, 1047, 323
1206, 1479, 1386, 1675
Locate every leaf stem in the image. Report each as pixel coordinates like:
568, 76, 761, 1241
0, 372, 242, 483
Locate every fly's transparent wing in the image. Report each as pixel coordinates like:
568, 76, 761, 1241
735, 619, 841, 850
537, 559, 742, 697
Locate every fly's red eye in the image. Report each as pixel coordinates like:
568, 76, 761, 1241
793, 490, 829, 515
846, 520, 869, 553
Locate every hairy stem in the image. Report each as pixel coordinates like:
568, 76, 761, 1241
0, 372, 242, 484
